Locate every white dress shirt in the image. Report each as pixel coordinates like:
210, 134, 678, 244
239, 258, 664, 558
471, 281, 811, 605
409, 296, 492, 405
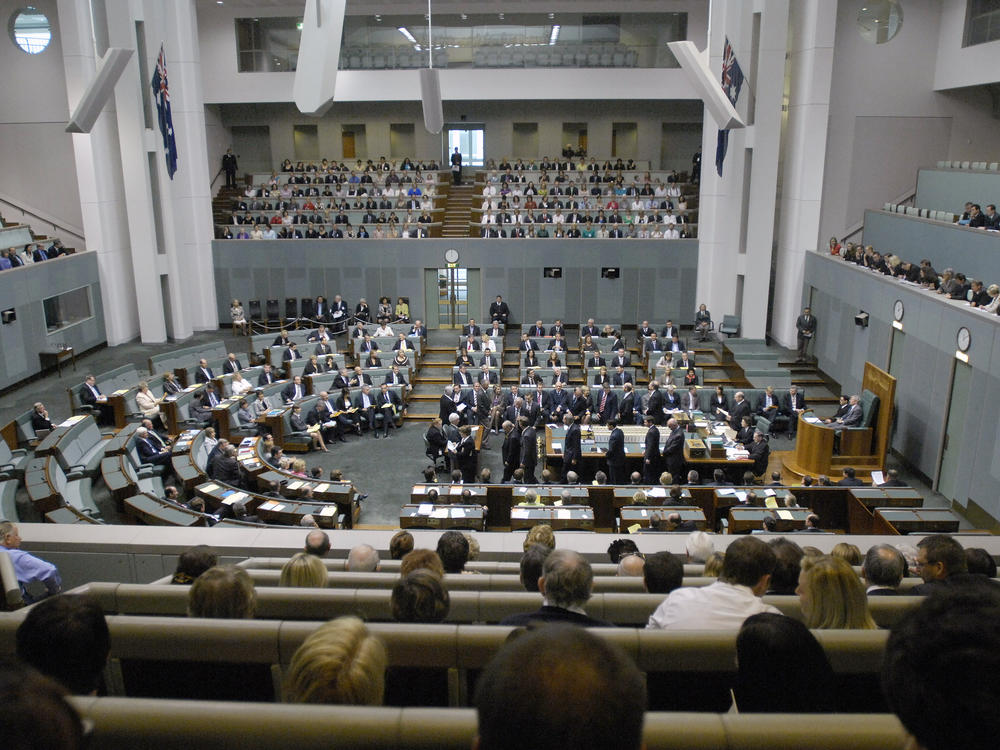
646, 581, 780, 630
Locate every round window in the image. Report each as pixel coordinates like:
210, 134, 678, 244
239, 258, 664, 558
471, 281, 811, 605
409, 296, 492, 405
857, 1, 903, 44
10, 7, 51, 54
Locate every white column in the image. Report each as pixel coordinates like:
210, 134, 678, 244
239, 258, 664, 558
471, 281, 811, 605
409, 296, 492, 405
771, 0, 837, 348
57, 0, 140, 345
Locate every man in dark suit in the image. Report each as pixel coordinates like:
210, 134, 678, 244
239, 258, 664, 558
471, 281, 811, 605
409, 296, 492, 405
330, 294, 349, 332
660, 320, 679, 340
504, 396, 526, 426
561, 414, 581, 483
439, 385, 460, 423
747, 431, 770, 477
519, 417, 538, 483
331, 367, 351, 390
837, 395, 863, 427
728, 391, 752, 431
610, 348, 631, 368
489, 295, 510, 325
637, 320, 655, 339
313, 296, 329, 322
409, 319, 428, 338
194, 358, 215, 384
594, 382, 618, 425
501, 420, 521, 483
618, 383, 637, 426
548, 320, 566, 337
222, 353, 243, 374
527, 320, 545, 337
281, 376, 306, 404
374, 383, 401, 438
549, 383, 571, 421
353, 384, 379, 436
642, 415, 661, 485
681, 386, 700, 412
662, 417, 685, 480
606, 419, 626, 485
781, 385, 806, 436
645, 382, 666, 425
135, 426, 171, 466
486, 321, 504, 339
314, 340, 334, 357
755, 386, 780, 421
862, 544, 905, 596
823, 395, 851, 424
283, 343, 302, 361
587, 352, 607, 369
663, 385, 682, 411
581, 319, 599, 338
464, 381, 490, 427
79, 374, 113, 426
499, 551, 611, 627
877, 469, 907, 488
612, 366, 632, 387
795, 307, 816, 362
462, 319, 482, 337
520, 333, 540, 353
836, 467, 864, 486
453, 364, 474, 387
528, 384, 550, 424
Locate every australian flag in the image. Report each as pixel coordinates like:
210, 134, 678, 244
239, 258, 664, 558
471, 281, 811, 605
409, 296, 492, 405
715, 37, 744, 177
151, 44, 178, 179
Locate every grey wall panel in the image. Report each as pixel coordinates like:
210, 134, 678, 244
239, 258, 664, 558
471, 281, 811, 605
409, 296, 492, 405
862, 210, 1000, 284
578, 269, 597, 325
0, 254, 106, 390
805, 252, 1000, 522
539, 274, 566, 321
561, 267, 582, 325
915, 168, 1000, 215
213, 239, 699, 328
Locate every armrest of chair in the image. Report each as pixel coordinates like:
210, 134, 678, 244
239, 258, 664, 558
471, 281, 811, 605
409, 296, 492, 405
137, 466, 155, 479
0, 470, 12, 482
66, 469, 86, 481
10, 448, 26, 459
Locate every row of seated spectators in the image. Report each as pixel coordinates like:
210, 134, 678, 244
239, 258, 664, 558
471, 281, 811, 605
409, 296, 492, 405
477, 222, 693, 239
0, 240, 69, 270
955, 201, 999, 230
829, 240, 1000, 314
277, 157, 441, 173
257, 171, 439, 190
482, 157, 641, 172
220, 223, 430, 239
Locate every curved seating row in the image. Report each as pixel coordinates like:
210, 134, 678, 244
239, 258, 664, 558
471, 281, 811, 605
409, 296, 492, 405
63, 698, 907, 750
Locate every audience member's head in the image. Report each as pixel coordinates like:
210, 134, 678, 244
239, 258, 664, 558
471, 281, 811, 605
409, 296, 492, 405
436, 530, 470, 574
685, 530, 714, 563
642, 551, 684, 594
883, 588, 1000, 750
719, 537, 777, 593
607, 537, 640, 564
766, 538, 804, 595
965, 548, 997, 578
305, 530, 331, 557
391, 570, 450, 623
703, 552, 725, 577
0, 661, 86, 749
345, 544, 380, 572
464, 533, 481, 561
915, 534, 967, 582
831, 541, 862, 565
171, 545, 218, 585
283, 616, 387, 705
617, 554, 645, 578
523, 524, 556, 551
520, 544, 552, 592
862, 544, 906, 589
187, 565, 257, 619
734, 613, 836, 713
797, 555, 875, 629
399, 549, 445, 578
475, 625, 646, 750
389, 530, 414, 560
15, 595, 110, 694
280, 552, 328, 588
540, 550, 593, 610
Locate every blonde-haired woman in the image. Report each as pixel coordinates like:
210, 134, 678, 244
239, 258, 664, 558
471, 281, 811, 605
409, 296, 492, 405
797, 555, 877, 630
279, 552, 328, 588
231, 299, 248, 335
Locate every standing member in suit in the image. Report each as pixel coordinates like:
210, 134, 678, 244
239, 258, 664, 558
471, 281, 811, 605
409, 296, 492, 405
561, 413, 581, 484
501, 420, 521, 483
594, 381, 618, 425
645, 382, 666, 425
728, 391, 752, 431
194, 359, 215, 384
618, 383, 637, 426
662, 418, 685, 480
795, 307, 816, 362
464, 381, 490, 428
606, 419, 626, 485
642, 415, 661, 485
330, 294, 349, 332
519, 417, 538, 483
748, 431, 770, 477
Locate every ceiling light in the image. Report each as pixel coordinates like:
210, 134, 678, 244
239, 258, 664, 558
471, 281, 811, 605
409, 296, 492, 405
549, 25, 560, 45
374, 14, 381, 22
398, 27, 417, 44
498, 13, 505, 20
460, 13, 467, 20
548, 13, 554, 19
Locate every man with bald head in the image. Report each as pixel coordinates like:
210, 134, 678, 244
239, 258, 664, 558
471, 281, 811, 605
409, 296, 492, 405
500, 550, 611, 627
346, 543, 380, 572
304, 530, 331, 557
617, 553, 645, 578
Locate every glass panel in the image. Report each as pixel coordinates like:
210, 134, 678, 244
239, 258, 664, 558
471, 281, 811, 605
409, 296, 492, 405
10, 6, 51, 54
44, 286, 93, 334
234, 17, 301, 72
965, 0, 1000, 46
448, 130, 485, 167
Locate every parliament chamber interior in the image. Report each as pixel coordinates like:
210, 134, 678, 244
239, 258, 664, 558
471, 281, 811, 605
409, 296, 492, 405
2, 1, 1000, 749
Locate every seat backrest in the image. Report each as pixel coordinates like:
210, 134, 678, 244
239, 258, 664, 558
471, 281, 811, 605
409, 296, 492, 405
860, 390, 880, 429
0, 548, 25, 609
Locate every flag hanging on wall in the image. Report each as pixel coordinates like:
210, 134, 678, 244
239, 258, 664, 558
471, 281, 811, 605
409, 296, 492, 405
715, 37, 744, 177
151, 44, 178, 179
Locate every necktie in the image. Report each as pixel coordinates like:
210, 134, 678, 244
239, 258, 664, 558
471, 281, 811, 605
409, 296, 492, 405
537, 394, 542, 407
474, 393, 478, 408
600, 392, 607, 411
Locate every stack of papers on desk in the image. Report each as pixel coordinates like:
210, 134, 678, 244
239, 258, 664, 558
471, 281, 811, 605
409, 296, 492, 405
319, 506, 337, 517
556, 509, 571, 519
511, 508, 529, 519
804, 416, 822, 424
648, 487, 666, 498
431, 507, 449, 518
777, 510, 794, 520
416, 503, 433, 516
451, 508, 466, 518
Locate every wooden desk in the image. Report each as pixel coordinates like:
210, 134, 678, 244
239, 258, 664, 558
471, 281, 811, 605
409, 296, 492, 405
39, 346, 76, 376
194, 481, 344, 529
513, 485, 589, 503
123, 492, 205, 526
728, 507, 812, 534
850, 488, 923, 510
410, 483, 488, 505
875, 508, 961, 534
399, 504, 486, 530
509, 505, 594, 531
786, 413, 835, 477
619, 505, 707, 532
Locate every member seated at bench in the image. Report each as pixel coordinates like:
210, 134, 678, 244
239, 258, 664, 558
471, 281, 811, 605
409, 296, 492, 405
135, 427, 171, 467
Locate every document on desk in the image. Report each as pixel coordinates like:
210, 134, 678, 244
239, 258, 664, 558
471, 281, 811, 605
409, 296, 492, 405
764, 498, 778, 509
450, 485, 463, 495
804, 416, 823, 424
777, 510, 794, 520
431, 507, 449, 518
734, 491, 748, 504
319, 506, 337, 517
417, 503, 433, 516
551, 442, 563, 453
451, 507, 466, 518
511, 508, 529, 519
648, 487, 666, 498
763, 489, 776, 497
871, 471, 885, 485
556, 509, 571, 520
628, 523, 642, 534
717, 488, 735, 496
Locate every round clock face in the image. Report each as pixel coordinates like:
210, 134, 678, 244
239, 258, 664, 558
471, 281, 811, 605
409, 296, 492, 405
957, 327, 971, 352
444, 248, 459, 263
893, 300, 904, 321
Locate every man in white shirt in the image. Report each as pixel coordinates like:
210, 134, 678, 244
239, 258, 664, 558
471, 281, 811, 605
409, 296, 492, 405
646, 536, 780, 630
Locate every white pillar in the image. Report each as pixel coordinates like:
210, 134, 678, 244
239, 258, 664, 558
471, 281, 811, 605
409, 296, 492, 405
771, 0, 837, 348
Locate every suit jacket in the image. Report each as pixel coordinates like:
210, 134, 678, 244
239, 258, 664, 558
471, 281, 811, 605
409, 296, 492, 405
796, 314, 816, 336
462, 325, 482, 337
194, 367, 215, 384
646, 389, 666, 424
384, 371, 408, 387
618, 391, 637, 425
426, 425, 447, 455
611, 354, 631, 368
663, 391, 682, 411
283, 348, 302, 361
528, 390, 551, 418
528, 325, 545, 337
223, 359, 243, 374
502, 429, 521, 469
410, 325, 428, 338
489, 301, 510, 321
464, 388, 490, 420
500, 606, 612, 628
136, 437, 166, 463
612, 372, 633, 386
594, 390, 618, 423
748, 439, 770, 476
840, 404, 863, 427
581, 325, 599, 337
781, 392, 805, 415
682, 393, 700, 411
314, 343, 333, 356
587, 356, 607, 368
836, 477, 865, 486
79, 383, 103, 407
563, 423, 582, 466
453, 370, 474, 386
607, 427, 626, 466
520, 427, 538, 469
755, 392, 780, 415
644, 425, 662, 463
549, 388, 571, 416
663, 426, 684, 467
729, 399, 752, 430
282, 383, 306, 403
376, 389, 401, 414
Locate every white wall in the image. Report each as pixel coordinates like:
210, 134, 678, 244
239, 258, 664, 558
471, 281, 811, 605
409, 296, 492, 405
934, 0, 1000, 90
819, 0, 1000, 242
0, 0, 82, 233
